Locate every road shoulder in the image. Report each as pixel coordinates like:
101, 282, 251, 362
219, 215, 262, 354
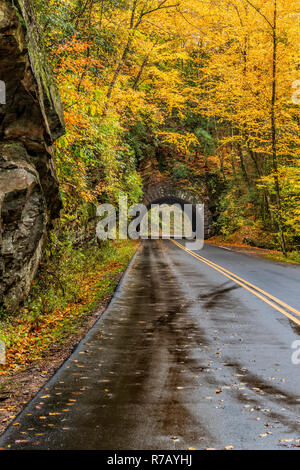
205, 241, 300, 266
0, 241, 139, 437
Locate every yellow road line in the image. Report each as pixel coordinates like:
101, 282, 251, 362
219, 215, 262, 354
171, 239, 300, 327
174, 240, 300, 317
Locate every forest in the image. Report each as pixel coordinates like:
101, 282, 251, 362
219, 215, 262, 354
36, 0, 299, 253
0, 0, 299, 372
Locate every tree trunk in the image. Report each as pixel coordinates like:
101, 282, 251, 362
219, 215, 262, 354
270, 0, 287, 255
105, 36, 134, 106
133, 41, 158, 90
237, 143, 251, 189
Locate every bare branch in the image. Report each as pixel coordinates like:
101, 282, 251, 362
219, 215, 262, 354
139, 1, 179, 21
243, 0, 274, 29
176, 7, 202, 31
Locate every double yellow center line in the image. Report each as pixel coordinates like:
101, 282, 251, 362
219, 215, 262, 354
171, 239, 300, 327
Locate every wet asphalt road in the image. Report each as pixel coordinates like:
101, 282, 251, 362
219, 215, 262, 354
0, 239, 300, 450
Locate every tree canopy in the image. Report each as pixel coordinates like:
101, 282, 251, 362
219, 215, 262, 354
35, 0, 300, 252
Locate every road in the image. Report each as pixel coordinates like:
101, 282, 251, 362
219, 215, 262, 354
0, 239, 300, 450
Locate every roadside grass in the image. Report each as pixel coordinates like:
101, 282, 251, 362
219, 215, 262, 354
208, 236, 300, 265
262, 251, 300, 265
0, 240, 138, 375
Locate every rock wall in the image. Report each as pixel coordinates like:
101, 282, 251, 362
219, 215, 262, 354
0, 0, 65, 311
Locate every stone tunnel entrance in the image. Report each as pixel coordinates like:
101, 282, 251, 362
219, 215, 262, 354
142, 183, 212, 240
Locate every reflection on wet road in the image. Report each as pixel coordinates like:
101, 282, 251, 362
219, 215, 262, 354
0, 240, 300, 450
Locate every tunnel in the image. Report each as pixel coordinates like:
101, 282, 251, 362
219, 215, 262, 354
142, 183, 212, 240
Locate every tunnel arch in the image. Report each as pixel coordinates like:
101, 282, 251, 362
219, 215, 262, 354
143, 182, 212, 239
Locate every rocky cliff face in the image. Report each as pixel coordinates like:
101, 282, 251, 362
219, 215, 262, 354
0, 0, 65, 311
